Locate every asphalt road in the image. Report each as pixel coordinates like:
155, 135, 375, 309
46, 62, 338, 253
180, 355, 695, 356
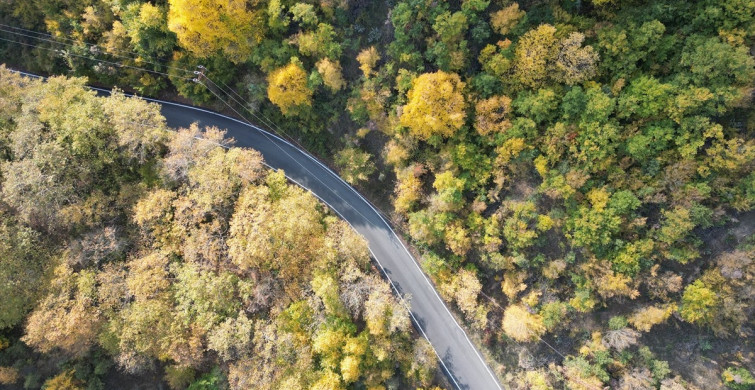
154, 100, 503, 390
12, 70, 502, 390
160, 99, 503, 390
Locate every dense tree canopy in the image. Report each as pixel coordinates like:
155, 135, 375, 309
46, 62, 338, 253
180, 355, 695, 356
1, 0, 754, 387
0, 70, 439, 389
167, 0, 263, 62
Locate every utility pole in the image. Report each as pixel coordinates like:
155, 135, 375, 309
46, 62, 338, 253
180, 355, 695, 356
192, 65, 205, 84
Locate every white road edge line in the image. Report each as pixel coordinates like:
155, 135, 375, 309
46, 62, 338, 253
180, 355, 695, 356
9, 69, 503, 390
267, 164, 464, 390
152, 97, 503, 390
148, 95, 503, 390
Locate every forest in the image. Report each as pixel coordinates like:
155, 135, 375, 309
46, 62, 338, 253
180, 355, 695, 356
0, 0, 754, 389
0, 70, 441, 389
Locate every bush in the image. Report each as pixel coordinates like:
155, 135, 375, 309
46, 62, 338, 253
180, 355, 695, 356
722, 367, 755, 390
165, 365, 196, 390
0, 367, 20, 385
334, 147, 376, 185
188, 368, 226, 390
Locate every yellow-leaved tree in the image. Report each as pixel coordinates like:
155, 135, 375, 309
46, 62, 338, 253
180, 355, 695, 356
513, 24, 558, 88
167, 0, 263, 63
490, 3, 525, 36
267, 62, 313, 116
316, 58, 346, 91
394, 165, 423, 214
475, 95, 513, 136
400, 71, 466, 140
502, 304, 545, 342
440, 269, 488, 329
356, 46, 380, 78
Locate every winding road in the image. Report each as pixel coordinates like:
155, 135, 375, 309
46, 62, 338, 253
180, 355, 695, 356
156, 99, 503, 390
13, 70, 503, 390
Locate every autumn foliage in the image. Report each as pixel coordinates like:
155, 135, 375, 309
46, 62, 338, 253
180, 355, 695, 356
167, 0, 262, 62
1, 0, 754, 386
0, 71, 436, 389
400, 71, 466, 140
267, 62, 312, 116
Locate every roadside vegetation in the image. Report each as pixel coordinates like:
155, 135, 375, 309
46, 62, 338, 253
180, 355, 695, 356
0, 70, 441, 389
0, 0, 754, 388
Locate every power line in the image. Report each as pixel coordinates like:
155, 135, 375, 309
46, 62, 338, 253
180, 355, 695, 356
10, 67, 514, 390
199, 76, 274, 129
0, 23, 307, 152
0, 23, 194, 75
198, 69, 543, 389
197, 75, 280, 138
6, 32, 575, 385
195, 79, 437, 361
8, 69, 221, 146
194, 71, 375, 223
193, 76, 476, 388
7, 33, 410, 291
198, 71, 306, 150
0, 26, 191, 76
198, 69, 321, 168
0, 22, 99, 48
195, 77, 378, 225
0, 29, 286, 147
0, 36, 191, 81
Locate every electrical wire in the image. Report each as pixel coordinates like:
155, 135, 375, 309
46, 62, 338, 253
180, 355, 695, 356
193, 78, 474, 387
200, 76, 278, 133
7, 33, 577, 377
199, 71, 323, 170
0, 36, 192, 81
0, 23, 306, 152
199, 75, 307, 158
0, 23, 195, 75
8, 66, 584, 390
196, 78, 377, 225
0, 28, 286, 148
196, 72, 583, 383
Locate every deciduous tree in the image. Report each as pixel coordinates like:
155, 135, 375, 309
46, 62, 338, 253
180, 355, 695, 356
680, 280, 718, 326
0, 217, 47, 330
316, 58, 346, 91
267, 62, 313, 116
400, 71, 466, 140
394, 165, 424, 214
554, 33, 598, 85
297, 23, 341, 59
168, 0, 263, 62
490, 3, 524, 35
23, 265, 102, 358
502, 304, 545, 342
334, 147, 376, 185
441, 268, 488, 329
356, 46, 380, 78
513, 24, 558, 88
475, 95, 512, 136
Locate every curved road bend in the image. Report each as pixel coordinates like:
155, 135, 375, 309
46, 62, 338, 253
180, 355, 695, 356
11, 71, 501, 390
160, 99, 503, 390
157, 101, 503, 390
